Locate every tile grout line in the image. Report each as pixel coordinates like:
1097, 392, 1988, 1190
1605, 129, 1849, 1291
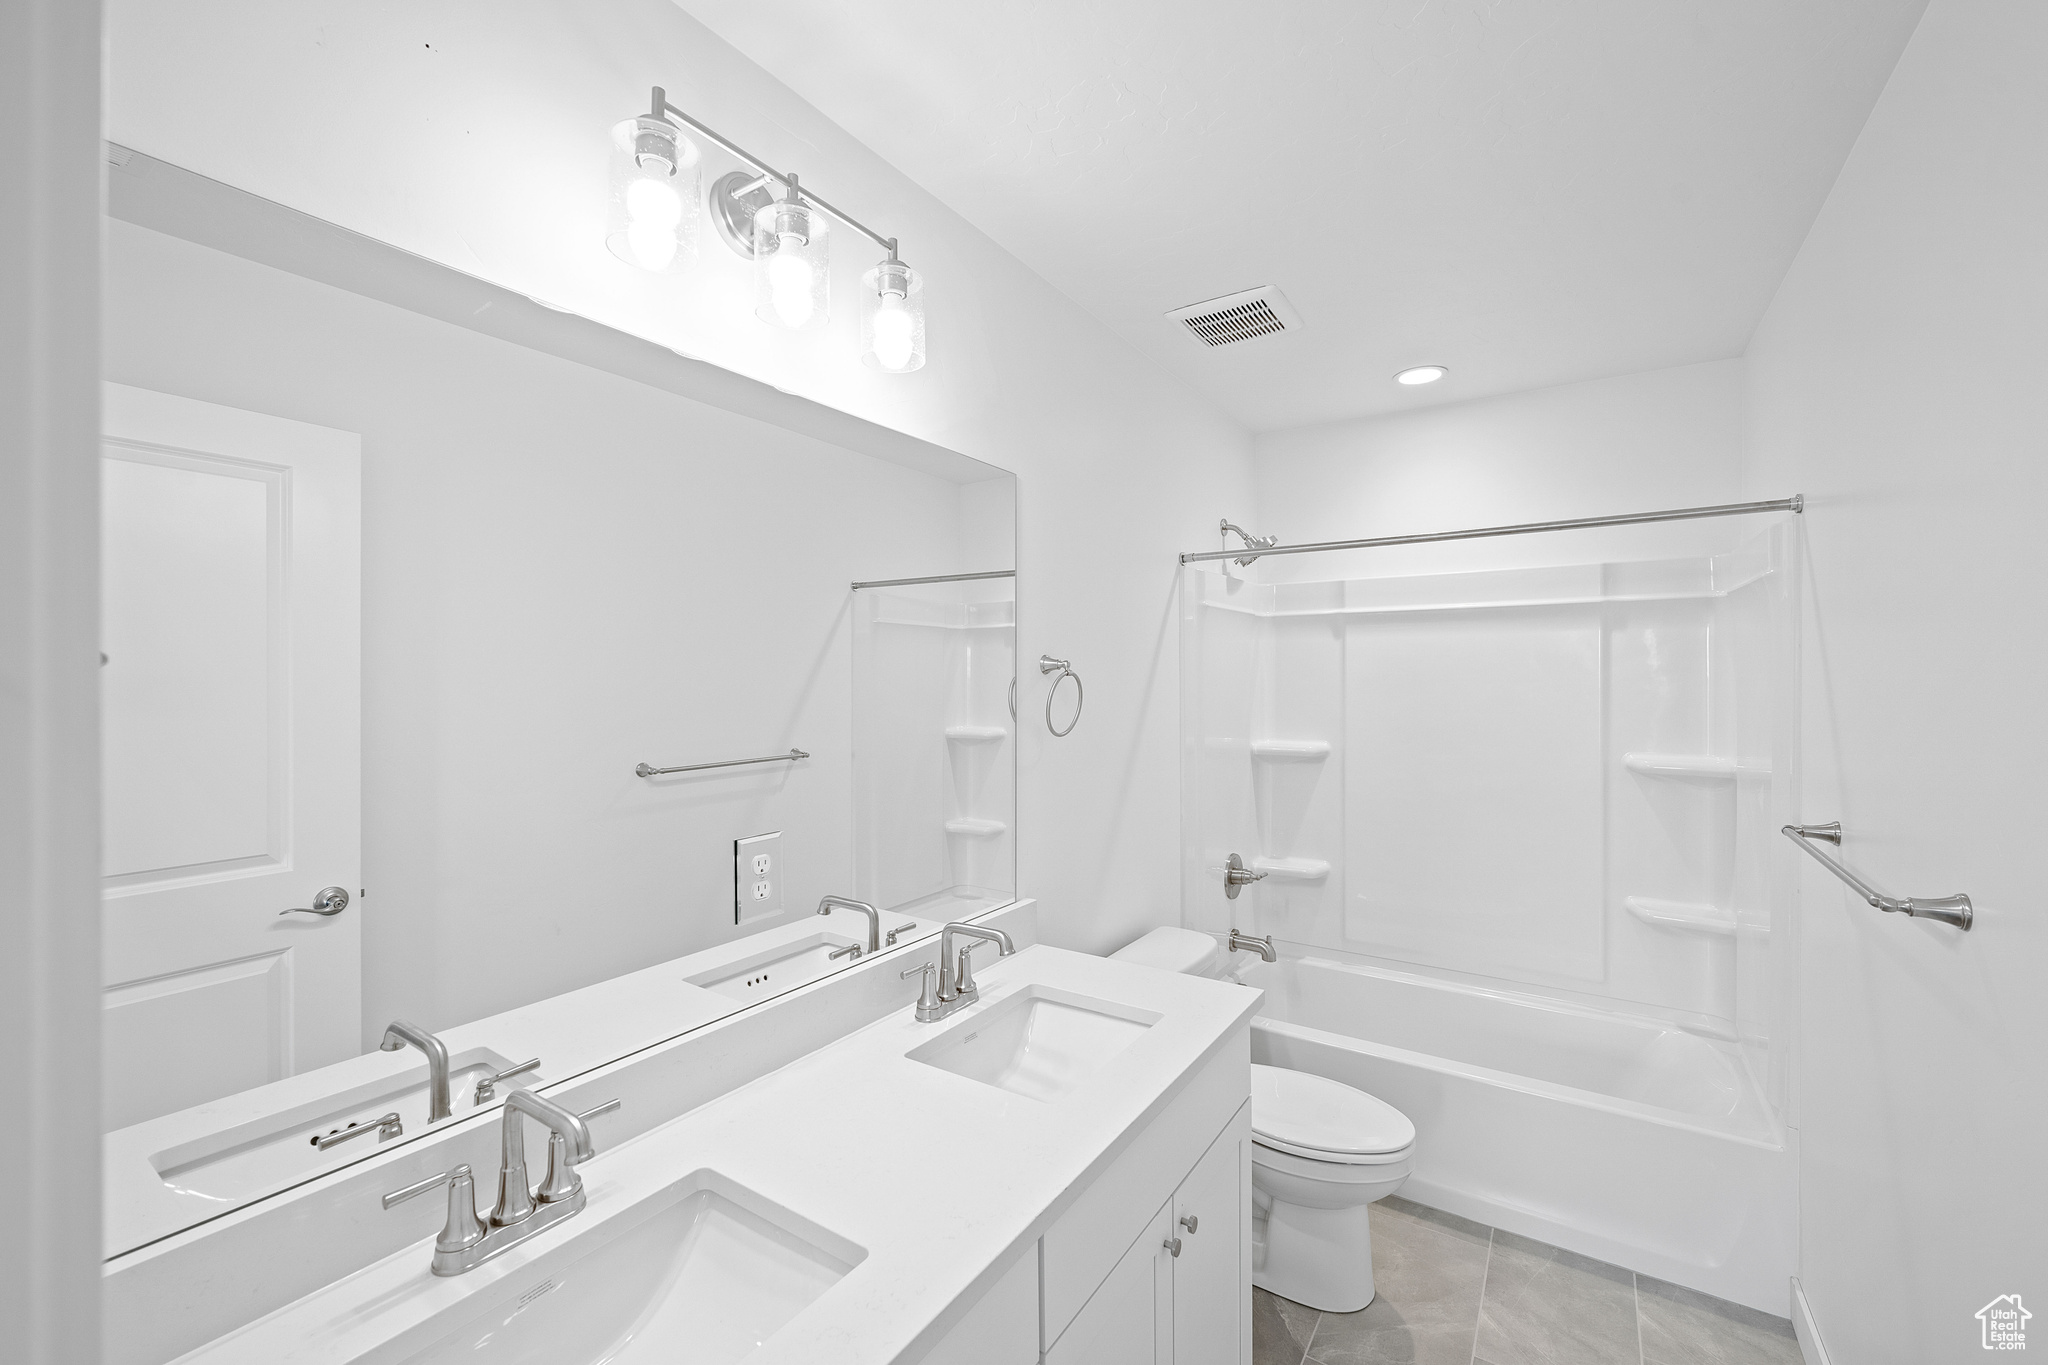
1633, 1272, 1645, 1365
1469, 1225, 1494, 1365
1297, 1305, 1320, 1365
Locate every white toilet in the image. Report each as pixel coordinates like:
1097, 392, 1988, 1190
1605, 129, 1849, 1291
1110, 927, 1418, 1313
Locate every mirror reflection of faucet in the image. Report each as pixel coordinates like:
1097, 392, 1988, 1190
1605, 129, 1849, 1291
379, 1020, 452, 1123
816, 895, 882, 954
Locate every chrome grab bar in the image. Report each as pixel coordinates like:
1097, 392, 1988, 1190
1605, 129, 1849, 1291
636, 748, 808, 778
1783, 823, 1973, 930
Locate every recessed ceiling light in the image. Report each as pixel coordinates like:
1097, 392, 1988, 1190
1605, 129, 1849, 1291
1395, 365, 1448, 385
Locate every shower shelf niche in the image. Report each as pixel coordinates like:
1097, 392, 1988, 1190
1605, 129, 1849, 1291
1623, 753, 1740, 779
1251, 856, 1330, 882
1250, 739, 1332, 761
944, 725, 1007, 742
1624, 896, 1737, 936
944, 818, 1007, 837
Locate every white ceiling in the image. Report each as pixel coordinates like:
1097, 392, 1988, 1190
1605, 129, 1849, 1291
677, 0, 1927, 432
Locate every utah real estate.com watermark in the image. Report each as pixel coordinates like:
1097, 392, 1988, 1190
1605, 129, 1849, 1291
1979, 1295, 2030, 1351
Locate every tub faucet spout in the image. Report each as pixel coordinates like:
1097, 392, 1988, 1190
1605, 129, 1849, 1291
1229, 929, 1276, 962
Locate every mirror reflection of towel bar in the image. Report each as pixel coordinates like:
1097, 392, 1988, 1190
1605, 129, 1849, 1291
635, 748, 809, 778
1783, 822, 1973, 930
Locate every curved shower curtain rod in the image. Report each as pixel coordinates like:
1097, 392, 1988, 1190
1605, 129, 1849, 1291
1179, 495, 1804, 565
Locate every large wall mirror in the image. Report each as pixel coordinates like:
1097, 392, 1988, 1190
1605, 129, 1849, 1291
99, 153, 1017, 1256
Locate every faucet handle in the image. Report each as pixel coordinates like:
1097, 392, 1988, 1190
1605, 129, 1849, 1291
955, 938, 994, 995
472, 1057, 541, 1105
536, 1099, 622, 1203
383, 1164, 488, 1255
901, 961, 943, 1020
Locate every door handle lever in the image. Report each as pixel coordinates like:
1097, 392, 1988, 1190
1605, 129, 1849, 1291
280, 886, 350, 917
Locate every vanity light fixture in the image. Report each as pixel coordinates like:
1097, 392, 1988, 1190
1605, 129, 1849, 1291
611, 87, 924, 368
1394, 365, 1448, 385
607, 92, 700, 272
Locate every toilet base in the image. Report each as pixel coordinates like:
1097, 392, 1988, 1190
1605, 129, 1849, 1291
1252, 1197, 1377, 1313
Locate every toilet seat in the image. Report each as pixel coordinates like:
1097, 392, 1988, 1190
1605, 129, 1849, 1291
1251, 1063, 1415, 1165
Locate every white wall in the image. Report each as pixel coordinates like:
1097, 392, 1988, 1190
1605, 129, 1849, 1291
105, 0, 1255, 959
1742, 0, 2047, 1354
1, 0, 104, 1358
1254, 359, 1746, 559
104, 218, 988, 1037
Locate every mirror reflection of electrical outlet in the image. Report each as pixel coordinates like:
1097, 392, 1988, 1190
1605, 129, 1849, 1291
734, 832, 781, 925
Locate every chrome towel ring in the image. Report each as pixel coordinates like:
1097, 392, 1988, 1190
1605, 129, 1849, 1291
1040, 655, 1083, 737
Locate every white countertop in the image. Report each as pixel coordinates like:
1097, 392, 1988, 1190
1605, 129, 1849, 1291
173, 945, 1261, 1365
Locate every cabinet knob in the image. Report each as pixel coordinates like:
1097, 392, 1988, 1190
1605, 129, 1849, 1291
1163, 1235, 1182, 1258
1179, 1214, 1199, 1235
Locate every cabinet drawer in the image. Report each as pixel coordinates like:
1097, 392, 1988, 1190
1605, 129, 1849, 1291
1042, 1025, 1249, 1351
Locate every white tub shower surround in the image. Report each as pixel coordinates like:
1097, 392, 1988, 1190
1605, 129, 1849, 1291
1181, 517, 1801, 1312
1242, 955, 1794, 1311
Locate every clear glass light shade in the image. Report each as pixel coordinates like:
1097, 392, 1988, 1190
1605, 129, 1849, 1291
860, 261, 925, 372
607, 117, 699, 273
753, 199, 830, 329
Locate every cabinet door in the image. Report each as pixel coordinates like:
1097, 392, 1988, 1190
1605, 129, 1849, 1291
1046, 1201, 1174, 1365
1172, 1113, 1250, 1365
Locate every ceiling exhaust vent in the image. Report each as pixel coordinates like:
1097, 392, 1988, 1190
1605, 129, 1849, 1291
1166, 286, 1302, 349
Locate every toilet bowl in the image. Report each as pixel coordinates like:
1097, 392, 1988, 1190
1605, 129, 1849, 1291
1248, 1063, 1413, 1312
1107, 929, 1419, 1313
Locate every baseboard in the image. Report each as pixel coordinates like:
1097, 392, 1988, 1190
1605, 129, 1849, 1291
1790, 1278, 1832, 1365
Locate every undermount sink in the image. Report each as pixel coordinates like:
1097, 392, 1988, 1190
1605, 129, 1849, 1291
907, 986, 1161, 1102
149, 1050, 551, 1202
390, 1171, 862, 1365
686, 933, 862, 1003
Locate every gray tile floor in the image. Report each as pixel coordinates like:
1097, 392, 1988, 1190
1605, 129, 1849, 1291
1253, 1197, 1803, 1365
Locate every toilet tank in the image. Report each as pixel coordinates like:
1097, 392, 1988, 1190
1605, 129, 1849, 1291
1109, 926, 1224, 977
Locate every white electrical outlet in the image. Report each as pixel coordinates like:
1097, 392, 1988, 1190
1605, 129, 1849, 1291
734, 832, 781, 925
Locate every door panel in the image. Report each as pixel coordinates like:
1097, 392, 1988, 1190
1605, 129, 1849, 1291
1173, 1109, 1251, 1365
100, 383, 361, 1130
1046, 1201, 1174, 1365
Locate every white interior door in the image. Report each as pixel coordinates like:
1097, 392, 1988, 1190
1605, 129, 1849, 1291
100, 382, 361, 1131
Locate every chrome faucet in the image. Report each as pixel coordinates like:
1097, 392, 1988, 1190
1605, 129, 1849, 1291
1228, 928, 1276, 962
380, 1019, 452, 1123
381, 1088, 619, 1276
902, 922, 1016, 1022
817, 895, 881, 955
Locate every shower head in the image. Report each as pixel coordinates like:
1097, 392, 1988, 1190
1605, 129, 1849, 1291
1218, 518, 1279, 567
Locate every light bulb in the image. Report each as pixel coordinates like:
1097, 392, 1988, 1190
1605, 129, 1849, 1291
624, 174, 682, 229
768, 243, 816, 328
623, 219, 679, 271
871, 294, 915, 370
1394, 365, 1448, 385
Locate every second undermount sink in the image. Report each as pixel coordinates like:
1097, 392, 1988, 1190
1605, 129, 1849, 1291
686, 933, 863, 1003
392, 1171, 862, 1365
907, 986, 1161, 1103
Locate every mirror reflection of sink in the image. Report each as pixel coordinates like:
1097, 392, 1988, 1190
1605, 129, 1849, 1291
686, 934, 863, 1003
147, 1050, 549, 1202
906, 987, 1161, 1103
395, 1171, 862, 1365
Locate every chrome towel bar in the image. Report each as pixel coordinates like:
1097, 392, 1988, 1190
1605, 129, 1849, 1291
636, 748, 809, 778
1782, 822, 1973, 930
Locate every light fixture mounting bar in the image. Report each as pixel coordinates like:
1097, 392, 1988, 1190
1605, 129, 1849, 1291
654, 91, 897, 255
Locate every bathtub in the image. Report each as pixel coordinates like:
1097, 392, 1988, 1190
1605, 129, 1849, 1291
1237, 954, 1796, 1314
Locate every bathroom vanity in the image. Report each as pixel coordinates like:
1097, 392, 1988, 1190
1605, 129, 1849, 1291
124, 942, 1257, 1365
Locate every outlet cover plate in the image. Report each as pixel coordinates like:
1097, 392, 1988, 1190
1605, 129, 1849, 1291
734, 832, 781, 925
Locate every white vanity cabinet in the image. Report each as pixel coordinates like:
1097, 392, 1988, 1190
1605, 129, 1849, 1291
1038, 1030, 1252, 1365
